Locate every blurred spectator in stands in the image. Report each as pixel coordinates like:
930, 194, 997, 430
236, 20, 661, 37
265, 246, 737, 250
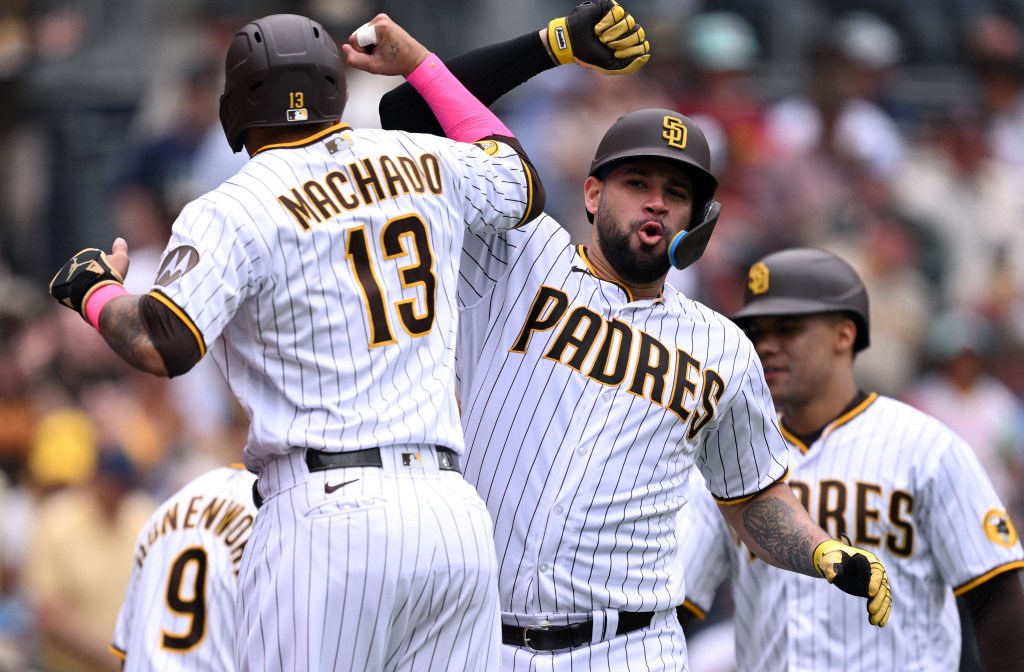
23, 0, 168, 277
0, 1, 43, 282
23, 433, 155, 672
903, 308, 1024, 514
738, 12, 909, 263
764, 11, 907, 180
0, 263, 45, 474
676, 11, 768, 172
0, 405, 97, 671
113, 61, 233, 291
892, 104, 1024, 310
967, 13, 1024, 167
828, 11, 919, 130
828, 209, 939, 397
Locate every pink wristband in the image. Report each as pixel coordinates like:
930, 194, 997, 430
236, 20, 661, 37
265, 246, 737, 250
407, 54, 513, 142
84, 283, 129, 332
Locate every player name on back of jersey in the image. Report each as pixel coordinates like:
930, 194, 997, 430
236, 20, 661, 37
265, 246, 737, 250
277, 149, 445, 231
134, 493, 254, 576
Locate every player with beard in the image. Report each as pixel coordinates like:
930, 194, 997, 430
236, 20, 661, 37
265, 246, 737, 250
383, 83, 892, 668
452, 108, 892, 670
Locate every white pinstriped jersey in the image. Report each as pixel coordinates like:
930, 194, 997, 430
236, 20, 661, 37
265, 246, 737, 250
456, 214, 790, 617
679, 393, 1024, 671
112, 466, 257, 671
148, 124, 534, 468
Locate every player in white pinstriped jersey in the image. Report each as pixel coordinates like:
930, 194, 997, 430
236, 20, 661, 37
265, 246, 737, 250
380, 9, 891, 669
677, 247, 1024, 671
111, 466, 257, 671
48, 13, 545, 672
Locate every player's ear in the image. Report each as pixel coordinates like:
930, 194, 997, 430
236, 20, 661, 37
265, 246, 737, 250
584, 175, 603, 223
833, 316, 857, 355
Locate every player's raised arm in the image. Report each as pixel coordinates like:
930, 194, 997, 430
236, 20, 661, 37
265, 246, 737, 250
344, 14, 545, 224
716, 481, 892, 627
378, 0, 650, 136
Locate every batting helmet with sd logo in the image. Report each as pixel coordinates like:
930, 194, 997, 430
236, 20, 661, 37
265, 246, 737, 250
731, 247, 871, 352
588, 108, 721, 270
220, 14, 347, 153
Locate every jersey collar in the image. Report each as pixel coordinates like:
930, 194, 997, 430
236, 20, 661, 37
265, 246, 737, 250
781, 391, 879, 454
575, 245, 665, 304
251, 123, 353, 157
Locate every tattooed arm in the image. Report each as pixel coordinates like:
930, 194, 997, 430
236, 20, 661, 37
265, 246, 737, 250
98, 297, 169, 376
718, 481, 894, 626
716, 481, 829, 577
99, 293, 203, 378
69, 238, 203, 378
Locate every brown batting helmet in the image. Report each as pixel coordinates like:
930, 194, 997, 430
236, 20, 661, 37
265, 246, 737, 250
731, 247, 871, 352
220, 14, 347, 153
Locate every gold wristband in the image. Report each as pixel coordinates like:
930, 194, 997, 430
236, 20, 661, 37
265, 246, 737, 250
547, 17, 574, 65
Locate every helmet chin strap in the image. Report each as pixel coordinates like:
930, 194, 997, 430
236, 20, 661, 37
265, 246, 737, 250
669, 201, 721, 270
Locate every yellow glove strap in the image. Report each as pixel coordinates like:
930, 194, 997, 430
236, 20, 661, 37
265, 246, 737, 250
547, 17, 574, 65
812, 539, 843, 577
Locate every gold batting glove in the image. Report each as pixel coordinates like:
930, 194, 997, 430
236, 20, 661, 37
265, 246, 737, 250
49, 248, 125, 319
547, 0, 651, 75
814, 538, 892, 627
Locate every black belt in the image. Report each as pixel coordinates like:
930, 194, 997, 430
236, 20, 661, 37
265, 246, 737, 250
252, 446, 461, 508
305, 445, 461, 473
501, 611, 655, 652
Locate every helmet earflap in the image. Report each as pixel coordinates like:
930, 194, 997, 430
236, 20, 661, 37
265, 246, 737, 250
669, 201, 721, 270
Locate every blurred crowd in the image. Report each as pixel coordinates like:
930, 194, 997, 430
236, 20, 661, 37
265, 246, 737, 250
0, 0, 1023, 670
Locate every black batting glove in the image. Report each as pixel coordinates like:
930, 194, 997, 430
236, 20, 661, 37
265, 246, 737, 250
813, 538, 893, 627
547, 0, 651, 75
49, 248, 125, 319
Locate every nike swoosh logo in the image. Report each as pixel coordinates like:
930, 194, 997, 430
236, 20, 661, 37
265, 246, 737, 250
325, 479, 359, 494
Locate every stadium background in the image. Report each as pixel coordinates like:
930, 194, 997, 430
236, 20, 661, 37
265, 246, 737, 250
0, 0, 1022, 670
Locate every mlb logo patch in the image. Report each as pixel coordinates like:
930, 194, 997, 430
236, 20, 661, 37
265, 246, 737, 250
287, 108, 309, 122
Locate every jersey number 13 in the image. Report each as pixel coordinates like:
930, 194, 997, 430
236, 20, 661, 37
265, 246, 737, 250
346, 214, 436, 347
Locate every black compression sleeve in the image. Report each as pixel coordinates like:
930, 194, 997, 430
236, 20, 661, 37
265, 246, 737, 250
380, 31, 556, 135
962, 569, 1024, 670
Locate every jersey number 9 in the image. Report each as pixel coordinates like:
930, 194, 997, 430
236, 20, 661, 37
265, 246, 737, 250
162, 547, 208, 652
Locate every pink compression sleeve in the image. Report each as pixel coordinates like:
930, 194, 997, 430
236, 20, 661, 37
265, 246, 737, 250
406, 53, 513, 142
84, 283, 128, 332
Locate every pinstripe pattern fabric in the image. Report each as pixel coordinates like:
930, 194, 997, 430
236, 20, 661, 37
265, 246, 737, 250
455, 215, 789, 667
237, 448, 500, 672
148, 124, 533, 671
112, 467, 257, 671
678, 394, 1024, 671
153, 124, 532, 468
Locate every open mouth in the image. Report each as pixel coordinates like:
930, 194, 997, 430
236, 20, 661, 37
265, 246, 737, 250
637, 221, 665, 245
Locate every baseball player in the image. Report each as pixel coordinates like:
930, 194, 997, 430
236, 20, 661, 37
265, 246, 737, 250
110, 466, 257, 671
48, 13, 545, 672
378, 10, 891, 670
677, 248, 1024, 670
